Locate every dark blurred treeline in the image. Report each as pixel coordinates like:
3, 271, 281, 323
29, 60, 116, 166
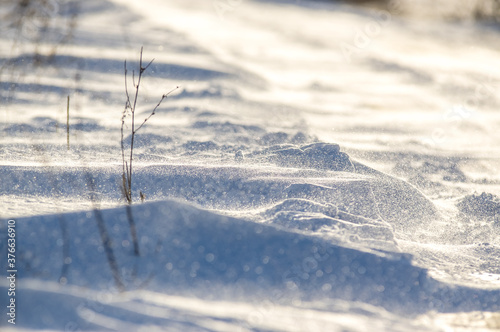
323, 0, 500, 22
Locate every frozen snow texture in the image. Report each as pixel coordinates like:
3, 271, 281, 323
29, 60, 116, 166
1, 0, 500, 330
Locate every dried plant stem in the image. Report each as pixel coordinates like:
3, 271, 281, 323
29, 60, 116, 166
66, 95, 70, 151
120, 47, 179, 256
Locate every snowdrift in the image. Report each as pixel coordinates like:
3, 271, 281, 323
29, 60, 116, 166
1, 197, 499, 330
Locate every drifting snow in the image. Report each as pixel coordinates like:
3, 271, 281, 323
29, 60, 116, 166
1, 0, 500, 331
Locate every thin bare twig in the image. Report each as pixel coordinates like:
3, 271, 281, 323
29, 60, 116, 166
120, 47, 178, 256
66, 95, 70, 151
121, 60, 131, 203
127, 47, 146, 204
134, 86, 180, 134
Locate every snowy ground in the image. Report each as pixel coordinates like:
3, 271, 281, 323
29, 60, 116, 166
1, 0, 500, 331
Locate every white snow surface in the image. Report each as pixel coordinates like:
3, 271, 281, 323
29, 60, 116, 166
1, 0, 500, 331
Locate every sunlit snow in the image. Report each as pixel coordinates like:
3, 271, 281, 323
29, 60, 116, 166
1, 0, 500, 331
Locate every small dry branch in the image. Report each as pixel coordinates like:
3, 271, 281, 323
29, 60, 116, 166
120, 47, 179, 256
121, 47, 179, 205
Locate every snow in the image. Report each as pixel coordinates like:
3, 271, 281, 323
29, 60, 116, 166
1, 0, 500, 330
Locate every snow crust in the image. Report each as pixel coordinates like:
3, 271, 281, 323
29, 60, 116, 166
1, 0, 500, 330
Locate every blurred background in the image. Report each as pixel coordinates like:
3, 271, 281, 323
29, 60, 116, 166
336, 0, 500, 21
